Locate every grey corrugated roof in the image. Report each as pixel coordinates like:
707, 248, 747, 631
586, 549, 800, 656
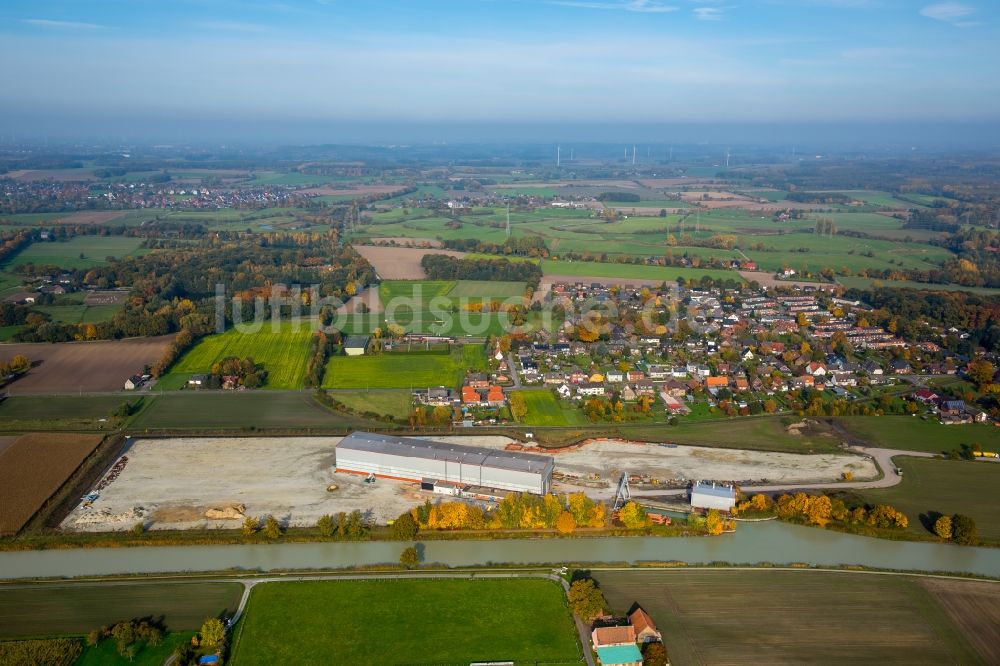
338, 431, 553, 475
692, 481, 736, 499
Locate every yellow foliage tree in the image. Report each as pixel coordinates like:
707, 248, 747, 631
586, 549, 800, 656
556, 511, 577, 534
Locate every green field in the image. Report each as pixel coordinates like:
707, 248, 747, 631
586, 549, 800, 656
514, 390, 588, 426
379, 279, 527, 310
323, 345, 486, 389
32, 303, 121, 324
3, 236, 147, 270
329, 390, 412, 419
593, 569, 983, 665
837, 417, 1000, 454
860, 457, 1000, 543
230, 578, 582, 666
0, 582, 242, 638
621, 416, 843, 454
540, 259, 739, 283
129, 392, 371, 430
333, 309, 550, 337
165, 320, 314, 389
837, 276, 1000, 295
0, 395, 133, 431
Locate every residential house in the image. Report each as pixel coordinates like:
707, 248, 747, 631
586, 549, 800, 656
124, 375, 144, 390
628, 607, 662, 644
577, 382, 606, 397
467, 373, 490, 390
591, 626, 642, 666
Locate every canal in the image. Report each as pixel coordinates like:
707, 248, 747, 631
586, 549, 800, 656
2, 520, 999, 580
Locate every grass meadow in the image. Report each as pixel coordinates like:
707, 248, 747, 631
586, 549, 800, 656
165, 320, 314, 389
3, 236, 147, 270
229, 578, 581, 666
322, 345, 485, 389
859, 457, 1000, 544
514, 390, 588, 426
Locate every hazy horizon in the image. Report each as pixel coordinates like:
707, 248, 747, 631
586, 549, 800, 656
2, 0, 998, 145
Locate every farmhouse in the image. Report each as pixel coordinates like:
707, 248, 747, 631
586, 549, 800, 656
343, 335, 371, 356
690, 480, 737, 512
592, 626, 642, 666
335, 431, 554, 494
629, 607, 662, 644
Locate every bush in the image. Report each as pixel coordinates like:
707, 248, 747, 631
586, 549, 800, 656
952, 514, 978, 545
390, 512, 419, 540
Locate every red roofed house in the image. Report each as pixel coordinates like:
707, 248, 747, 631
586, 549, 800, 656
461, 386, 480, 405
705, 376, 729, 389
592, 624, 637, 648
486, 385, 505, 405
628, 607, 662, 644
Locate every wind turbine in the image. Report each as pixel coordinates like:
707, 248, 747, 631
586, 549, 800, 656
506, 203, 511, 239
632, 145, 637, 165
557, 145, 561, 167
725, 149, 731, 169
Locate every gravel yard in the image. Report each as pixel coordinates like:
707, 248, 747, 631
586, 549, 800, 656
429, 436, 877, 489
61, 437, 423, 532
61, 435, 877, 532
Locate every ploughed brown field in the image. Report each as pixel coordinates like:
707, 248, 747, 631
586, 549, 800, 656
353, 245, 468, 279
920, 578, 1000, 664
0, 336, 172, 394
0, 433, 104, 534
593, 569, 990, 665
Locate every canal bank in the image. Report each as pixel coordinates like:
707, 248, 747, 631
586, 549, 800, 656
2, 520, 999, 580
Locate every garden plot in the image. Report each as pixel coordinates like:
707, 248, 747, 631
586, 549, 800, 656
61, 436, 422, 532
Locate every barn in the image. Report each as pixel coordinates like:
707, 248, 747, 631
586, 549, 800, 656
343, 335, 371, 356
690, 480, 737, 512
335, 431, 554, 495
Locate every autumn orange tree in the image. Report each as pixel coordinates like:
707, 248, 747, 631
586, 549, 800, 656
556, 511, 577, 534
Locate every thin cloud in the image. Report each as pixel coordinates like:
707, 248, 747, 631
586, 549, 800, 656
549, 0, 679, 13
22, 18, 104, 30
693, 6, 725, 20
920, 2, 981, 26
195, 21, 270, 33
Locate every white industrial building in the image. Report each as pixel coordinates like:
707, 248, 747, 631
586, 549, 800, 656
690, 480, 737, 512
335, 432, 555, 495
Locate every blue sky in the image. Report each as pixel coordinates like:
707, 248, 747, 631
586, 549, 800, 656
0, 0, 997, 140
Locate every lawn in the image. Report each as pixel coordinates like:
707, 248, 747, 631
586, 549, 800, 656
859, 457, 1000, 544
3, 236, 147, 270
129, 392, 371, 430
323, 345, 486, 389
593, 569, 982, 665
836, 417, 1000, 454
514, 390, 588, 426
165, 320, 314, 389
0, 582, 242, 638
229, 578, 582, 666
